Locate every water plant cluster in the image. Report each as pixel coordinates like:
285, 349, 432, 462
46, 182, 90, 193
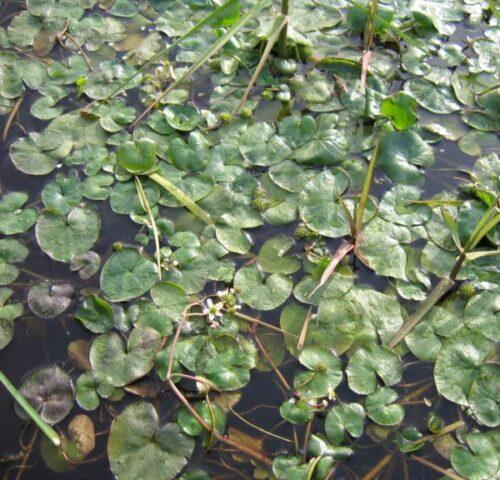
0, 0, 498, 479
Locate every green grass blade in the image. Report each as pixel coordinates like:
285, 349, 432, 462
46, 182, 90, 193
277, 0, 289, 57
354, 136, 380, 236
387, 277, 454, 349
0, 371, 61, 447
348, 0, 427, 53
135, 176, 162, 280
235, 14, 288, 114
103, 0, 240, 100
133, 0, 270, 127
148, 172, 214, 225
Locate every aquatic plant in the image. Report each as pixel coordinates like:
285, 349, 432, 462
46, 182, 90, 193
0, 0, 498, 479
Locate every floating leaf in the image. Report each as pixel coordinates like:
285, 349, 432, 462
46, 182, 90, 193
294, 346, 343, 400
378, 131, 435, 185
380, 92, 417, 130
0, 288, 23, 350
0, 192, 37, 235
164, 104, 200, 131
365, 387, 404, 426
325, 403, 365, 444
464, 292, 499, 341
16, 366, 74, 425
90, 327, 161, 387
280, 399, 314, 425
451, 432, 499, 480
233, 264, 292, 311
70, 251, 101, 280
257, 236, 300, 274
28, 281, 73, 319
298, 169, 350, 237
100, 248, 158, 302
108, 402, 194, 480
35, 206, 100, 263
346, 345, 402, 395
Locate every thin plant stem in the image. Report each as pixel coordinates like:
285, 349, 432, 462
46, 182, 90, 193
2, 93, 24, 141
228, 406, 292, 443
277, 0, 289, 57
361, 453, 393, 480
297, 305, 313, 350
354, 136, 381, 236
235, 14, 288, 114
135, 176, 162, 280
0, 371, 61, 447
252, 328, 291, 391
168, 379, 272, 465
132, 0, 270, 128
232, 310, 296, 335
63, 32, 94, 72
360, 0, 377, 91
13, 429, 37, 480
411, 455, 465, 480
302, 415, 314, 462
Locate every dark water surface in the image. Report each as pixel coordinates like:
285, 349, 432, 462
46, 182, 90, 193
0, 2, 485, 479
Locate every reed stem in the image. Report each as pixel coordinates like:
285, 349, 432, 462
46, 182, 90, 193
0, 371, 61, 447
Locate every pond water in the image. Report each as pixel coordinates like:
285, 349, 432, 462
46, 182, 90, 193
0, 1, 498, 480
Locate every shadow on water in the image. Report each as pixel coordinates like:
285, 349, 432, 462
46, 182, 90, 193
0, 2, 485, 479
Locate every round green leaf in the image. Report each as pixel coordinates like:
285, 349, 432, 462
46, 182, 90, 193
325, 403, 365, 444
257, 236, 300, 274
163, 105, 200, 131
365, 387, 404, 426
233, 264, 292, 311
108, 402, 194, 480
28, 281, 73, 318
90, 327, 161, 387
16, 366, 74, 425
36, 206, 100, 263
0, 192, 37, 235
298, 169, 350, 237
100, 249, 158, 302
346, 345, 403, 395
378, 131, 435, 185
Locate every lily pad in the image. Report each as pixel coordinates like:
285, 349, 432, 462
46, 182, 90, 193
100, 248, 158, 302
35, 206, 100, 263
234, 264, 292, 311
16, 366, 74, 425
346, 345, 403, 395
378, 131, 435, 185
325, 403, 365, 444
0, 192, 37, 235
164, 104, 200, 131
90, 327, 161, 387
298, 169, 350, 237
28, 281, 73, 318
464, 292, 500, 341
108, 402, 194, 480
257, 236, 300, 274
365, 387, 404, 426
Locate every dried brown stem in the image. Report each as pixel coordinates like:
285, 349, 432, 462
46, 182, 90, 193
2, 93, 24, 142
411, 455, 465, 480
252, 328, 291, 391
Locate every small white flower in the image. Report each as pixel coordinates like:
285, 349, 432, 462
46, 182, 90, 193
321, 399, 329, 408
216, 289, 228, 297
203, 299, 223, 321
